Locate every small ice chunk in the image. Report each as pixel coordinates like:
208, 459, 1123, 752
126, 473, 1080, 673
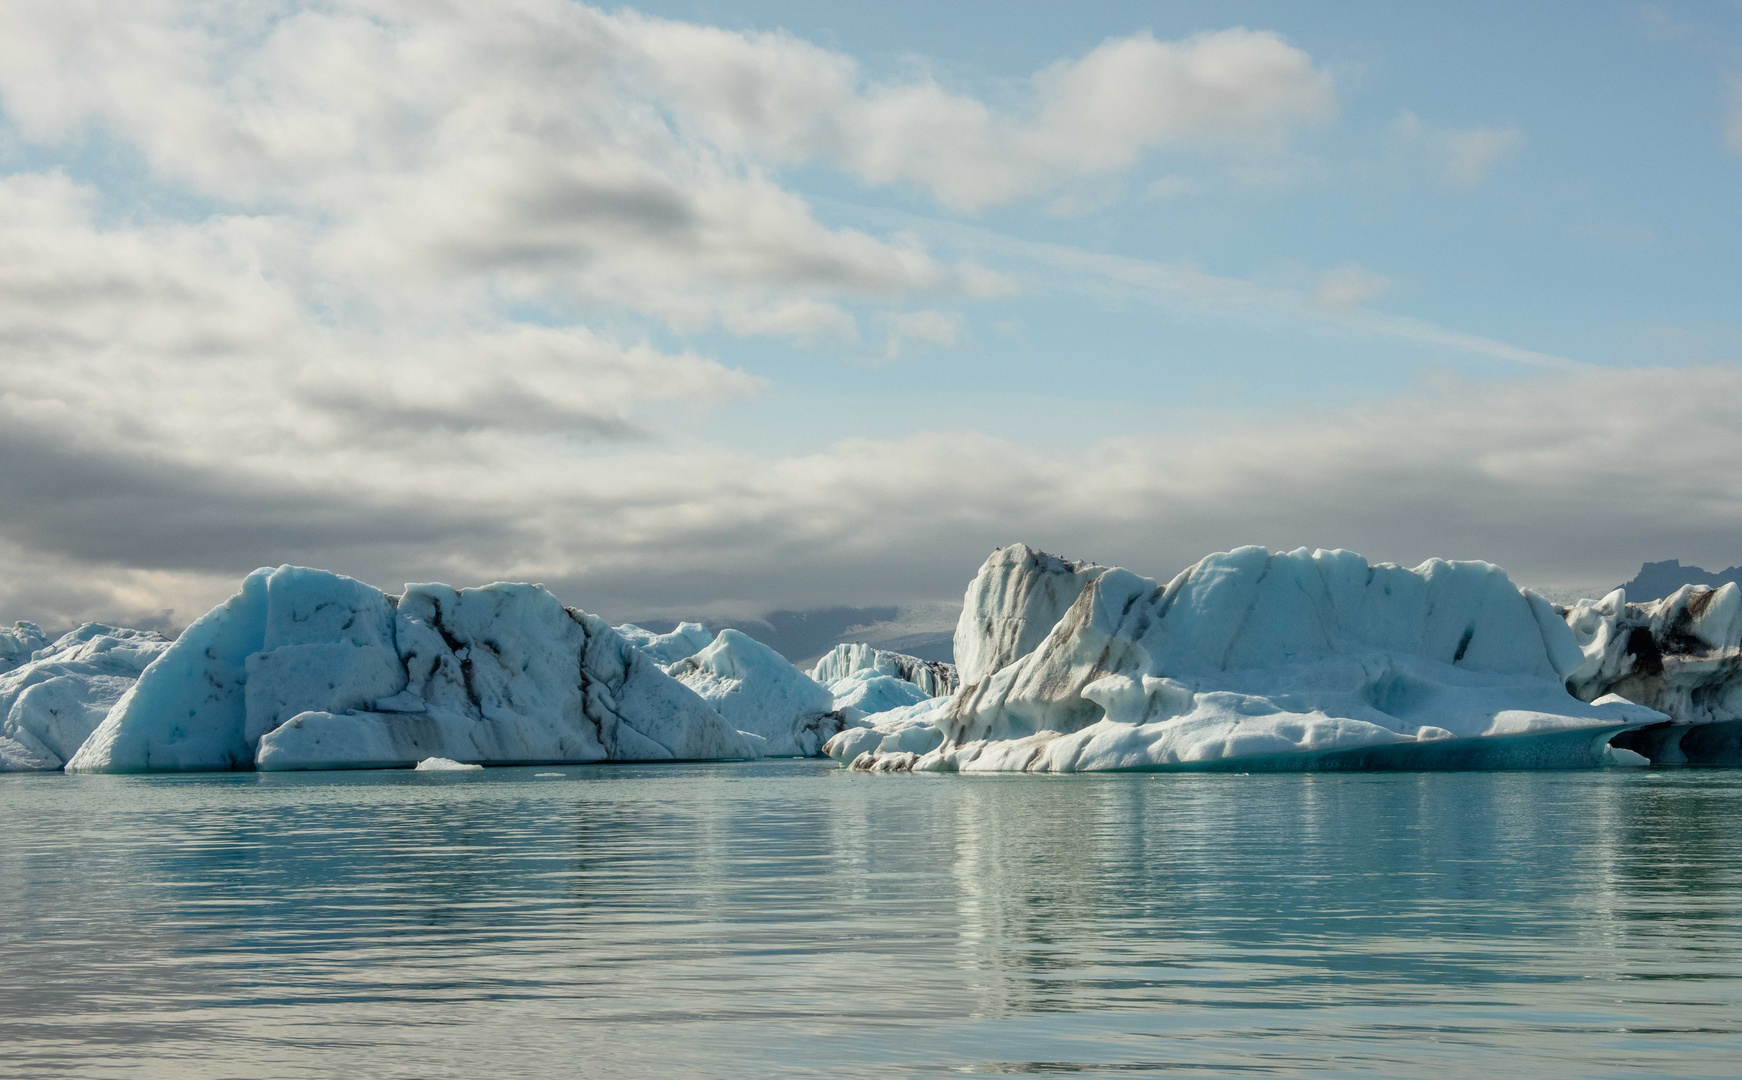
414, 756, 482, 771
1604, 745, 1650, 767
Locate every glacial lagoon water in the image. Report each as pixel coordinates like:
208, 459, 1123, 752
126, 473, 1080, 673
2, 762, 1740, 1078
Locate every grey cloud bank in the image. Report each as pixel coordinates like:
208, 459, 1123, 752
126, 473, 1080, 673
5, 364, 1742, 632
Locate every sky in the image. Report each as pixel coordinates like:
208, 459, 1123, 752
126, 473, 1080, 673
1, 0, 1740, 632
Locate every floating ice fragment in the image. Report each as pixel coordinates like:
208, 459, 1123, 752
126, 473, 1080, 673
415, 757, 482, 771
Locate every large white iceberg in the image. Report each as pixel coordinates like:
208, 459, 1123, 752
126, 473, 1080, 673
829, 544, 1664, 773
1560, 583, 1742, 763
665, 629, 844, 756
1, 624, 171, 771
67, 566, 755, 773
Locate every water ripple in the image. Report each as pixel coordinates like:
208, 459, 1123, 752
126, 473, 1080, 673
2, 763, 1740, 1077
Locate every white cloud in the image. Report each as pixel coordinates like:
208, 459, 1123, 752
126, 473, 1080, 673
1312, 265, 1393, 310
1391, 111, 1525, 188
628, 20, 1336, 211
0, 171, 762, 489
0, 0, 987, 337
883, 309, 962, 362
907, 221, 1576, 369
2, 1, 1717, 635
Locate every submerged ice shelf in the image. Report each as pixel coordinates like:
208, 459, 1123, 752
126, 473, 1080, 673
11, 541, 1739, 775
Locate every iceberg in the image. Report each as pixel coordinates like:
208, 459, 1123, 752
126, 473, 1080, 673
826, 670, 931, 722
1559, 584, 1742, 764
1, 624, 170, 771
666, 629, 845, 756
67, 566, 755, 773
809, 642, 957, 722
828, 544, 1664, 773
414, 756, 483, 771
615, 621, 714, 664
809, 642, 957, 697
0, 621, 50, 675
823, 695, 950, 762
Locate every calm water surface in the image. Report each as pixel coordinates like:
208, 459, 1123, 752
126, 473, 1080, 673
2, 761, 1739, 1078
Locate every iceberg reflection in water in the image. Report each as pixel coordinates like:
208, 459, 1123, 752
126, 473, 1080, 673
2, 760, 1740, 1077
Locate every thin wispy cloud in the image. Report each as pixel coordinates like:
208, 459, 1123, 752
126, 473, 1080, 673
1390, 111, 1525, 189
871, 216, 1584, 370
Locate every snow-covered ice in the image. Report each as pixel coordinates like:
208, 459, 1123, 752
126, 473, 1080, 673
615, 621, 713, 664
826, 670, 931, 722
1, 624, 170, 771
68, 566, 756, 773
809, 642, 957, 697
829, 544, 1664, 773
666, 629, 845, 756
822, 695, 950, 762
0, 622, 50, 676
809, 642, 956, 723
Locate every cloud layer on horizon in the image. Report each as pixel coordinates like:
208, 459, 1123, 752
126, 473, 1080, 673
7, 361, 1742, 631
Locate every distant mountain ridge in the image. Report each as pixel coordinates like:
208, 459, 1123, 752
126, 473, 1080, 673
1620, 559, 1742, 602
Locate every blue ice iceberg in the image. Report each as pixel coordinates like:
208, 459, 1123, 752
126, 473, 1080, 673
66, 566, 756, 772
828, 544, 1666, 773
808, 642, 957, 723
1, 624, 170, 771
615, 621, 714, 664
665, 629, 843, 756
